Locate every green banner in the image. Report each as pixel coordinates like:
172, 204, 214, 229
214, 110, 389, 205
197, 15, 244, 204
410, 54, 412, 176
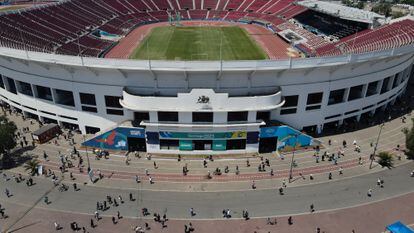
212, 140, 226, 151
159, 131, 246, 139
179, 140, 193, 151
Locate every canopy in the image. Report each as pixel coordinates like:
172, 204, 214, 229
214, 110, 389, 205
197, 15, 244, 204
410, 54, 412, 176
386, 221, 414, 233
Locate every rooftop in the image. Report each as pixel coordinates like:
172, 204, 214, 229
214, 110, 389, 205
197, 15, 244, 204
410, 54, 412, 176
297, 0, 385, 23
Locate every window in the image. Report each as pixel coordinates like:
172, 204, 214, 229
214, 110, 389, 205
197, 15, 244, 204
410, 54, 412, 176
226, 139, 246, 150
160, 139, 179, 150
80, 93, 96, 105
283, 95, 299, 107
18, 81, 33, 96
59, 115, 77, 121
193, 112, 213, 122
82, 106, 97, 113
306, 92, 323, 105
105, 96, 122, 108
305, 105, 321, 111
106, 109, 124, 115
158, 111, 178, 122
392, 74, 399, 88
6, 77, 17, 94
325, 114, 341, 120
36, 85, 53, 101
0, 76, 4, 89
55, 89, 75, 106
256, 111, 270, 121
366, 81, 378, 97
85, 126, 100, 134
345, 109, 359, 115
328, 89, 345, 105
227, 111, 248, 122
134, 112, 150, 122
348, 85, 363, 101
280, 108, 297, 115
381, 77, 390, 94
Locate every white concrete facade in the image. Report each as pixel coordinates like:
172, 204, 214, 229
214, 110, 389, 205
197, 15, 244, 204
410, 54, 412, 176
0, 46, 413, 153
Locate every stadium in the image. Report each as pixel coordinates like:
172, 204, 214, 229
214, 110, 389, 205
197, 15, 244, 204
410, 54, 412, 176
0, 0, 413, 155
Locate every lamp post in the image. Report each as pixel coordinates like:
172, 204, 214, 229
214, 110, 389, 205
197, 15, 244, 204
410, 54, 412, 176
83, 135, 91, 173
370, 123, 384, 169
288, 134, 299, 183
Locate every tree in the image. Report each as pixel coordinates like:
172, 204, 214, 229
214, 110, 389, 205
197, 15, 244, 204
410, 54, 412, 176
377, 151, 394, 169
403, 118, 414, 160
24, 158, 39, 176
0, 115, 17, 154
0, 115, 17, 168
372, 3, 392, 17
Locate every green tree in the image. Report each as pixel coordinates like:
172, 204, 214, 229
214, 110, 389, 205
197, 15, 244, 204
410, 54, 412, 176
24, 158, 39, 176
391, 11, 405, 19
377, 151, 394, 169
0, 115, 17, 153
0, 115, 17, 168
403, 118, 414, 160
372, 3, 392, 17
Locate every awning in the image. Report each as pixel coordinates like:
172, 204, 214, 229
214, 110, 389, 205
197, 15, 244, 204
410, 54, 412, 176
386, 221, 414, 233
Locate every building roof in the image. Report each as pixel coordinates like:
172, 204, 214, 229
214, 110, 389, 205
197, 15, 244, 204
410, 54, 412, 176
297, 0, 385, 23
32, 123, 59, 136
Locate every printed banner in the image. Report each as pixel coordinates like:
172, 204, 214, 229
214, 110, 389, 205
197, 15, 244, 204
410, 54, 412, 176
82, 127, 145, 150
159, 131, 247, 139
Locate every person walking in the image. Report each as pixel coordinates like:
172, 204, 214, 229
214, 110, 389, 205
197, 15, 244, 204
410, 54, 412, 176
90, 218, 95, 228
367, 189, 373, 197
310, 204, 315, 212
189, 207, 195, 217
288, 216, 293, 225
94, 211, 100, 220
5, 188, 11, 198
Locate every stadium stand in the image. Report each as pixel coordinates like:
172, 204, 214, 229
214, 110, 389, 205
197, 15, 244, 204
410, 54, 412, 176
315, 19, 414, 56
0, 0, 413, 58
294, 10, 369, 39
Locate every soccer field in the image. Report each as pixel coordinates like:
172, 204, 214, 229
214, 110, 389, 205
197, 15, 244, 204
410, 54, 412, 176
130, 26, 267, 60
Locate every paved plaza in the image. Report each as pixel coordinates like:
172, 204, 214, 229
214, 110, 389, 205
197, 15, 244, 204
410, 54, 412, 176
1, 102, 414, 233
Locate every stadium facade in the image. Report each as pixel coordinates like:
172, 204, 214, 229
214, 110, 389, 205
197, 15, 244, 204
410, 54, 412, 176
0, 0, 413, 154
0, 45, 413, 154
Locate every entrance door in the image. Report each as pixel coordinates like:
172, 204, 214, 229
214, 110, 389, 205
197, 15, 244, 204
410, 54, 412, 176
193, 140, 212, 150
128, 137, 147, 152
259, 137, 277, 153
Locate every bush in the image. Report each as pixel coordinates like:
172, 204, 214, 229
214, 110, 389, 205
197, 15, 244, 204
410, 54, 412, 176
377, 151, 394, 169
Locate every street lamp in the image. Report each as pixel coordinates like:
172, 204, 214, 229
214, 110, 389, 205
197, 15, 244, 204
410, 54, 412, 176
288, 134, 300, 183
370, 123, 385, 169
83, 135, 91, 173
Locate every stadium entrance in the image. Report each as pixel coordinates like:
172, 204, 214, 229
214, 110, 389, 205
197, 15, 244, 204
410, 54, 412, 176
259, 137, 278, 153
128, 137, 146, 152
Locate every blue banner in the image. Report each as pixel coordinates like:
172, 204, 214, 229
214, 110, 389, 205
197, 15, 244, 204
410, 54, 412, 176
82, 127, 145, 150
260, 126, 313, 149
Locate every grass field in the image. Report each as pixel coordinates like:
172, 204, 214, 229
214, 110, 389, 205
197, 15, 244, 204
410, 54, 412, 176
130, 26, 267, 60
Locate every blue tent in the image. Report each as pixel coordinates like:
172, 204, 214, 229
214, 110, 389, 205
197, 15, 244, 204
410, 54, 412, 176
386, 221, 414, 233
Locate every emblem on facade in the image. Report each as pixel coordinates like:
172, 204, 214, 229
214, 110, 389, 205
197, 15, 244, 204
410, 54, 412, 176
197, 95, 210, 104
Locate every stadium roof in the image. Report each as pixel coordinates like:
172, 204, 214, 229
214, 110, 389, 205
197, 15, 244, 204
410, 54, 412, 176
297, 0, 385, 23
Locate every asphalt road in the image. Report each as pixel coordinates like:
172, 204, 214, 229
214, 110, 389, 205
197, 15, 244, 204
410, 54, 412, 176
1, 162, 413, 220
